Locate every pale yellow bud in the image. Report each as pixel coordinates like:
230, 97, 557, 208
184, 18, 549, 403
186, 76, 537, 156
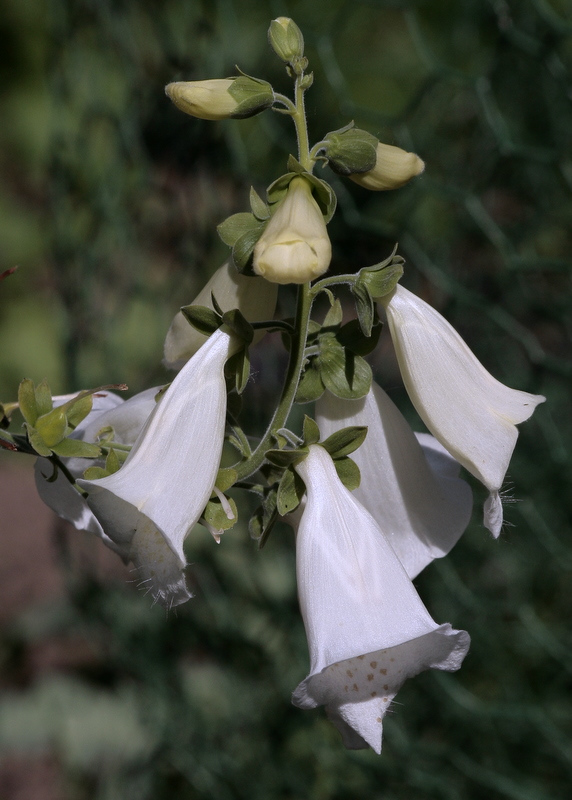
349, 143, 425, 191
165, 80, 238, 120
253, 177, 331, 285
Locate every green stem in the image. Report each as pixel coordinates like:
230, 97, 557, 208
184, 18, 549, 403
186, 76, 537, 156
293, 75, 312, 171
233, 282, 313, 481
310, 273, 358, 298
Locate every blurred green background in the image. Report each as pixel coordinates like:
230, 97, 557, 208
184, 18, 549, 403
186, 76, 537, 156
1, 0, 571, 798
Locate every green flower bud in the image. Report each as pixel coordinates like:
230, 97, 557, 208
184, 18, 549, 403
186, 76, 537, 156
165, 76, 274, 121
268, 17, 304, 63
349, 143, 425, 191
323, 124, 379, 176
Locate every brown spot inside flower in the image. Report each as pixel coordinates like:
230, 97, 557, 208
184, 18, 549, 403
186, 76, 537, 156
353, 683, 359, 692
346, 670, 353, 678
370, 661, 377, 668
371, 692, 377, 697
383, 697, 388, 702
367, 674, 374, 681
383, 684, 389, 691
379, 668, 387, 675
376, 717, 382, 722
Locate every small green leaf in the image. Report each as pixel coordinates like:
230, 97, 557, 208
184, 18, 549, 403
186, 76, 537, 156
337, 318, 382, 356
216, 467, 238, 492
34, 380, 53, 418
232, 225, 266, 272
221, 308, 254, 345
318, 338, 372, 399
277, 466, 306, 516
203, 495, 238, 531
321, 426, 368, 458
249, 186, 270, 220
333, 456, 361, 490
358, 249, 405, 299
295, 364, 324, 404
51, 439, 102, 458
83, 466, 110, 480
249, 488, 278, 547
322, 298, 343, 330
351, 281, 375, 337
225, 348, 251, 395
302, 415, 320, 445
181, 304, 221, 336
323, 123, 379, 176
67, 394, 93, 429
265, 447, 309, 468
25, 424, 52, 456
18, 379, 38, 425
217, 212, 262, 247
105, 447, 121, 475
35, 407, 68, 447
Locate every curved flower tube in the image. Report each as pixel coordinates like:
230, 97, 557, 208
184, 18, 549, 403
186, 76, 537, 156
35, 388, 158, 549
253, 177, 331, 284
349, 142, 424, 191
163, 260, 278, 369
316, 383, 473, 578
379, 285, 545, 536
292, 445, 470, 753
78, 328, 235, 608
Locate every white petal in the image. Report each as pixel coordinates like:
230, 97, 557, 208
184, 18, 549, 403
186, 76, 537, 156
292, 445, 470, 753
316, 385, 473, 578
78, 329, 233, 606
380, 285, 544, 531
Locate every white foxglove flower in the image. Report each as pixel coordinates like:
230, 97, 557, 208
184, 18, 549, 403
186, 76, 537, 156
292, 445, 470, 753
78, 328, 234, 608
253, 177, 331, 284
163, 260, 278, 369
379, 285, 545, 536
349, 142, 424, 191
316, 383, 472, 578
35, 388, 157, 549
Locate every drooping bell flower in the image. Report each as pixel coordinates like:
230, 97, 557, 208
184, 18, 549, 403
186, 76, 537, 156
292, 445, 470, 753
163, 260, 278, 369
35, 388, 158, 549
379, 285, 545, 536
316, 383, 472, 578
252, 176, 331, 284
78, 328, 235, 608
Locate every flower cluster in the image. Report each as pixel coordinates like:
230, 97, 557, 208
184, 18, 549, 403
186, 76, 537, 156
3, 16, 545, 755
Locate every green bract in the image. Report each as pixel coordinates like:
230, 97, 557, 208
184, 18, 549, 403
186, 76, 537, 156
323, 122, 379, 176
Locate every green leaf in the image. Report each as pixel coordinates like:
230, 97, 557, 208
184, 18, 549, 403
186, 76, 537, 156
226, 348, 251, 395
322, 298, 343, 330
25, 424, 52, 456
333, 456, 361, 490
216, 467, 238, 492
34, 379, 53, 418
83, 466, 110, 480
35, 407, 68, 447
321, 426, 368, 458
358, 249, 405, 299
249, 186, 270, 220
181, 304, 221, 336
351, 282, 375, 338
337, 318, 382, 356
217, 212, 262, 248
277, 466, 306, 516
105, 447, 121, 475
67, 394, 93, 429
318, 338, 372, 399
323, 123, 379, 175
295, 364, 324, 403
18, 379, 38, 425
51, 439, 102, 458
265, 447, 309, 468
221, 308, 254, 345
249, 488, 278, 547
302, 415, 320, 445
232, 224, 266, 273
203, 495, 238, 531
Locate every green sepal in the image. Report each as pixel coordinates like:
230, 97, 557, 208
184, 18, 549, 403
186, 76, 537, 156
94, 424, 115, 444
181, 304, 221, 336
215, 467, 238, 492
323, 122, 379, 176
249, 487, 278, 547
203, 495, 238, 531
83, 465, 109, 480
51, 438, 102, 458
105, 447, 121, 475
226, 390, 243, 421
18, 378, 39, 425
225, 347, 250, 395
295, 365, 325, 404
318, 336, 372, 399
66, 394, 93, 429
232, 224, 267, 273
35, 407, 68, 447
333, 456, 361, 491
322, 298, 343, 329
266, 170, 337, 223
277, 466, 306, 516
351, 281, 375, 337
221, 308, 254, 345
302, 415, 320, 445
356, 247, 405, 299
321, 425, 368, 458
227, 73, 274, 119
25, 424, 52, 456
217, 211, 265, 248
265, 446, 309, 468
337, 317, 382, 356
249, 186, 270, 220
34, 379, 53, 418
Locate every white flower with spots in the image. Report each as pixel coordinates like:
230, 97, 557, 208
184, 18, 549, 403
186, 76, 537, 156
292, 444, 470, 753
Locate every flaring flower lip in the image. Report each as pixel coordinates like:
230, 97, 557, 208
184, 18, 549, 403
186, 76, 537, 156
292, 445, 470, 753
78, 328, 234, 608
316, 384, 473, 579
379, 285, 545, 536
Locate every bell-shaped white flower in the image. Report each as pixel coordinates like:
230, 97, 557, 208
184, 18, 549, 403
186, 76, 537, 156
35, 388, 158, 550
292, 445, 470, 753
379, 285, 545, 536
316, 383, 473, 578
253, 177, 331, 284
163, 260, 278, 369
78, 328, 235, 608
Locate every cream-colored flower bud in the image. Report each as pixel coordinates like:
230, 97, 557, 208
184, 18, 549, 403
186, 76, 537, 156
253, 177, 331, 285
165, 80, 238, 120
350, 143, 425, 191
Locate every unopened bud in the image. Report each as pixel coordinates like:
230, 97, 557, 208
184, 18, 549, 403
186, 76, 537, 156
166, 76, 274, 121
253, 177, 331, 285
349, 143, 425, 191
268, 17, 304, 63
